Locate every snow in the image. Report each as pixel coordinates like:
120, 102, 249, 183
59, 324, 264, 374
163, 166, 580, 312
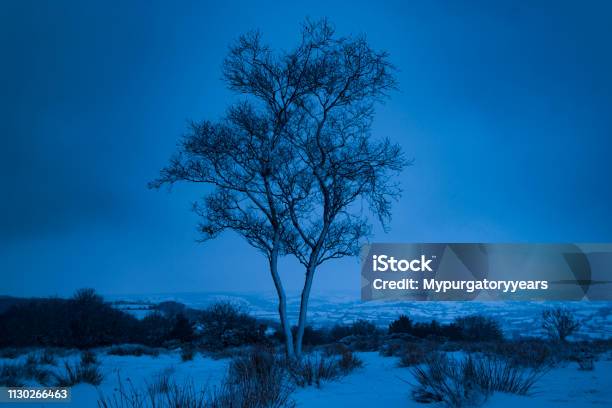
293, 352, 413, 407
4, 350, 610, 407
294, 352, 612, 408
1, 351, 227, 408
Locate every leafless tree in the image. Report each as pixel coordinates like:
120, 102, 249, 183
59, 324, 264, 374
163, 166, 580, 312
542, 307, 580, 342
151, 19, 408, 358
271, 20, 407, 355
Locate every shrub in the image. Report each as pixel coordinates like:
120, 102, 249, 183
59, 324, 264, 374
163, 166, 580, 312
222, 348, 295, 407
138, 312, 174, 346
169, 314, 195, 343
338, 335, 380, 351
350, 320, 378, 336
453, 315, 503, 342
337, 350, 363, 373
321, 343, 350, 357
411, 354, 546, 407
80, 350, 97, 365
199, 302, 266, 350
286, 351, 362, 388
288, 355, 340, 388
542, 307, 580, 342
388, 314, 413, 334
398, 346, 427, 367
489, 340, 555, 368
181, 345, 195, 362
38, 349, 58, 365
147, 368, 174, 395
577, 356, 594, 371
0, 360, 52, 387
53, 360, 103, 386
379, 340, 406, 357
107, 344, 160, 357
329, 320, 379, 342
329, 324, 352, 342
295, 326, 328, 346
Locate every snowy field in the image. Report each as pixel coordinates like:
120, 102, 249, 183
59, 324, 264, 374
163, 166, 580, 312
108, 292, 612, 340
1, 349, 611, 407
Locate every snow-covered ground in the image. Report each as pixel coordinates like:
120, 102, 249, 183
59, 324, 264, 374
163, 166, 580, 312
2, 349, 611, 407
296, 352, 612, 408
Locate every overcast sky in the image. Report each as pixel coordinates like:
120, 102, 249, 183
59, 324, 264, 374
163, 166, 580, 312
1, 0, 611, 297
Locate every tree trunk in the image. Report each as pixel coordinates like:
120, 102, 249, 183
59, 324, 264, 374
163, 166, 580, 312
269, 250, 296, 360
294, 264, 315, 357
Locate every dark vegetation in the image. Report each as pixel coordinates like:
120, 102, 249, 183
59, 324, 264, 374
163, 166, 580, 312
0, 290, 264, 350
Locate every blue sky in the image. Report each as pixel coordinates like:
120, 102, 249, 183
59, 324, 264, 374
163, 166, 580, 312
1, 0, 611, 296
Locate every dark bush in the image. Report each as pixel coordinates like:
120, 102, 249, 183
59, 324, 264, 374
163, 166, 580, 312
398, 346, 427, 367
0, 360, 52, 387
277, 326, 329, 346
137, 312, 174, 346
388, 314, 412, 334
542, 307, 580, 342
180, 345, 195, 362
454, 315, 503, 342
488, 340, 555, 368
338, 350, 363, 373
329, 324, 352, 342
288, 355, 340, 388
0, 289, 140, 348
350, 320, 378, 336
53, 360, 103, 386
223, 348, 295, 407
169, 314, 194, 343
80, 350, 97, 365
328, 320, 379, 343
199, 302, 266, 350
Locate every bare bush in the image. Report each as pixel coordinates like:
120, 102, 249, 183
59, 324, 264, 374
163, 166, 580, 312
0, 360, 52, 387
81, 350, 97, 365
398, 347, 427, 367
286, 351, 362, 388
542, 307, 580, 342
288, 355, 340, 388
411, 353, 546, 407
215, 349, 295, 408
488, 340, 555, 368
54, 360, 103, 386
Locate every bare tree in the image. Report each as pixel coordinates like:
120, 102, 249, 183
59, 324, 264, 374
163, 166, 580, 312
151, 19, 407, 358
273, 21, 407, 355
542, 307, 580, 342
